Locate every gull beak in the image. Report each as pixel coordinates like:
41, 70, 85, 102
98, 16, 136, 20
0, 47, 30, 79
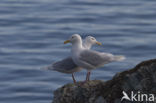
64, 40, 70, 44
96, 41, 102, 45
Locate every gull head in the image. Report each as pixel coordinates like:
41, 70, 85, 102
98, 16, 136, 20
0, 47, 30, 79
85, 36, 102, 45
64, 34, 82, 44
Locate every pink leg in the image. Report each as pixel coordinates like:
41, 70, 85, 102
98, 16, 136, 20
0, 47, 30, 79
72, 73, 76, 84
86, 72, 89, 81
85, 71, 91, 81
81, 71, 91, 85
87, 71, 91, 81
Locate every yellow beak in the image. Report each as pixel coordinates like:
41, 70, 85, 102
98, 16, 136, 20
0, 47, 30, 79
96, 41, 102, 45
64, 40, 70, 44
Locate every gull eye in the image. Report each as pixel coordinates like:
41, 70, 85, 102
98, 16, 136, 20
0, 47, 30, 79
72, 36, 74, 39
91, 38, 95, 40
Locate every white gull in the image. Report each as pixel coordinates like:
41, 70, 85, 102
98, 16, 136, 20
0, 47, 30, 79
64, 34, 125, 82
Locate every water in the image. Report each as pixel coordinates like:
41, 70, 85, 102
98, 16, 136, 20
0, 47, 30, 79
0, 0, 156, 103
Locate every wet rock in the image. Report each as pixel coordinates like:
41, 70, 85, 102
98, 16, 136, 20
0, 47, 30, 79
52, 59, 156, 103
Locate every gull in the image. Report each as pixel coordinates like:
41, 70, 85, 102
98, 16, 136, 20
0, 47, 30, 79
44, 36, 102, 84
64, 34, 125, 82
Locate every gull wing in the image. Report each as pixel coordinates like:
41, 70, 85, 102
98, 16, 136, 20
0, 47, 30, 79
79, 50, 114, 67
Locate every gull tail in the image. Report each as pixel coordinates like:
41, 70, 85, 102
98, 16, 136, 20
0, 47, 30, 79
41, 65, 54, 70
114, 55, 125, 62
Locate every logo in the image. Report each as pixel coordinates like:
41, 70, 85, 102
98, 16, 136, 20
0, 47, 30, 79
121, 91, 155, 102
121, 91, 131, 101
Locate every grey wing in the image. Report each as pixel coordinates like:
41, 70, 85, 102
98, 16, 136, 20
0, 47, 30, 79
79, 50, 114, 67
52, 57, 78, 71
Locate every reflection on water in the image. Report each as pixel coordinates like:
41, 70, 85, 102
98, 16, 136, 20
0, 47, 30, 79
0, 0, 156, 103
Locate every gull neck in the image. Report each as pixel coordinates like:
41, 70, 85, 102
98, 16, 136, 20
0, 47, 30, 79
71, 39, 83, 52
83, 41, 92, 49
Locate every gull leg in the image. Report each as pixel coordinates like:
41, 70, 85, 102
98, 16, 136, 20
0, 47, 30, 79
86, 72, 89, 81
87, 71, 91, 81
79, 72, 88, 85
72, 73, 76, 84
81, 71, 90, 85
85, 71, 91, 81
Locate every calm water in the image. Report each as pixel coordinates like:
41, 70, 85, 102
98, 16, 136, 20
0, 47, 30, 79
0, 0, 156, 103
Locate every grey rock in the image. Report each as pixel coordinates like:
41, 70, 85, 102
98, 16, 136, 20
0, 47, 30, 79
52, 59, 156, 103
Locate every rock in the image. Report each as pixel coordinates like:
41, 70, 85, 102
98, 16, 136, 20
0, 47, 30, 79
52, 59, 156, 103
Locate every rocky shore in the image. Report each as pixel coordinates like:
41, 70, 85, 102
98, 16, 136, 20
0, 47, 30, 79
52, 59, 156, 103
